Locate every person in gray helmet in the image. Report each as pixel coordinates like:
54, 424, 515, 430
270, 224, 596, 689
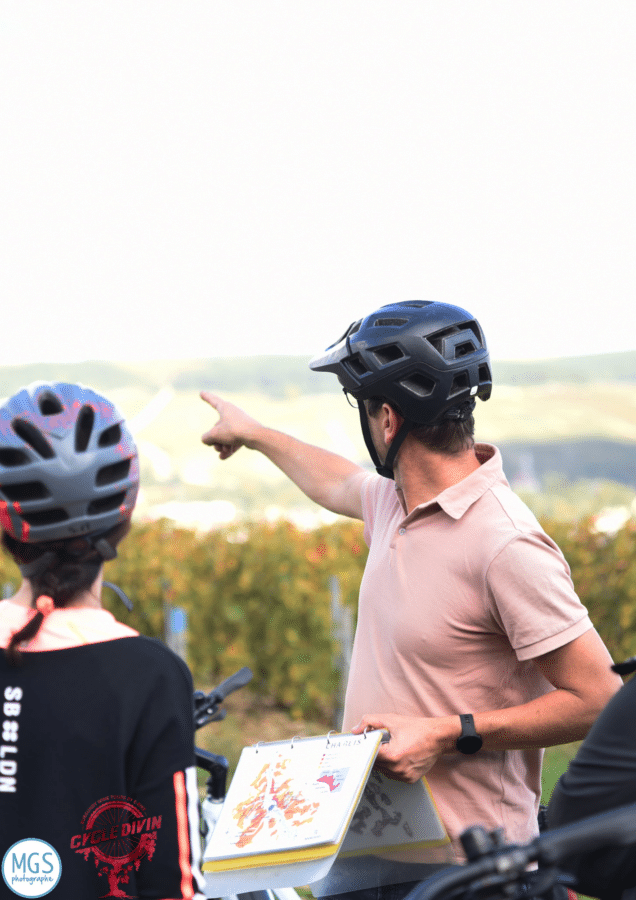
0, 382, 205, 900
201, 301, 619, 895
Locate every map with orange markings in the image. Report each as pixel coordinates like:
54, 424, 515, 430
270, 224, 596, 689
233, 755, 321, 849
208, 732, 386, 859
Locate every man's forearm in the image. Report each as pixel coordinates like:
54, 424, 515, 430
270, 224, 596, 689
353, 677, 620, 783
248, 426, 366, 519
473, 684, 616, 751
468, 628, 622, 752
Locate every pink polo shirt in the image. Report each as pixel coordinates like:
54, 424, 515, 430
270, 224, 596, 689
343, 444, 592, 852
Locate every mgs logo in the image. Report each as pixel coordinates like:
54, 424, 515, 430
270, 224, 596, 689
70, 796, 162, 899
1, 839, 62, 898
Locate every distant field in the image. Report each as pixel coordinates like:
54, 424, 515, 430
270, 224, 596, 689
102, 380, 636, 469
2, 354, 635, 520
106, 381, 635, 521
2, 348, 636, 397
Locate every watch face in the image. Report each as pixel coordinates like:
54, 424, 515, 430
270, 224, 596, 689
458, 734, 483, 755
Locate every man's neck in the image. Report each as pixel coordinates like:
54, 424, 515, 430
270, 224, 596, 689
394, 442, 482, 514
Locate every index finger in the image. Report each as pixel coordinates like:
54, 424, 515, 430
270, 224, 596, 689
351, 715, 390, 734
200, 391, 222, 410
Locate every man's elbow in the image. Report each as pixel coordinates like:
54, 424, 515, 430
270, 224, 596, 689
581, 672, 623, 733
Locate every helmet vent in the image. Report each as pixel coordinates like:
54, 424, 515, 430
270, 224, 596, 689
88, 491, 126, 515
22, 508, 69, 526
99, 424, 122, 447
1, 481, 50, 503
38, 393, 64, 416
75, 406, 95, 453
12, 419, 54, 459
372, 345, 405, 367
449, 373, 470, 396
96, 459, 131, 487
427, 326, 458, 355
373, 318, 408, 328
399, 374, 435, 398
427, 322, 483, 359
479, 364, 491, 383
0, 449, 30, 467
455, 341, 476, 359
344, 355, 369, 378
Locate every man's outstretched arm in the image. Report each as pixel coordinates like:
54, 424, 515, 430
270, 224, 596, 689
200, 391, 367, 520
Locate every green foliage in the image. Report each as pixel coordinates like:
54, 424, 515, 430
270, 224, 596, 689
2, 515, 635, 719
541, 743, 580, 805
171, 520, 367, 718
542, 518, 636, 665
1, 520, 367, 720
519, 478, 636, 521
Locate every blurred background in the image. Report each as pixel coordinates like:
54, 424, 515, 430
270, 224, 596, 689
2, 1, 635, 792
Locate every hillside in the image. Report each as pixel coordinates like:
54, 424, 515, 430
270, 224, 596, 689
2, 349, 636, 398
1, 353, 635, 525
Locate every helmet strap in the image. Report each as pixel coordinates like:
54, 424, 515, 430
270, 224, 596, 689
17, 535, 117, 579
103, 580, 133, 611
357, 404, 413, 480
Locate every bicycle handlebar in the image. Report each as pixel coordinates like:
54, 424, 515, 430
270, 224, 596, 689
193, 666, 254, 730
407, 801, 636, 900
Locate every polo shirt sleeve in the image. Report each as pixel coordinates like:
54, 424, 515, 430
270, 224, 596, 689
360, 473, 386, 540
487, 532, 593, 661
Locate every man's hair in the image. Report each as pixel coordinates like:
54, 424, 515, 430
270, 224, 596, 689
366, 396, 475, 455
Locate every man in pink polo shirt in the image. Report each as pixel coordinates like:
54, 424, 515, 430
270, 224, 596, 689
200, 301, 620, 897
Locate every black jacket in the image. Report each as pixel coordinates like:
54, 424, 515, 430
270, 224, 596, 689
548, 674, 636, 900
1, 635, 204, 899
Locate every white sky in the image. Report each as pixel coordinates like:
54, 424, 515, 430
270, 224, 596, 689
1, 2, 635, 365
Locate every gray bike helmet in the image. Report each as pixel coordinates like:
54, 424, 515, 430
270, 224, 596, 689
0, 382, 139, 546
309, 300, 492, 478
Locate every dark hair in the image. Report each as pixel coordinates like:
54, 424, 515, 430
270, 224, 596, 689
366, 397, 475, 455
2, 521, 130, 666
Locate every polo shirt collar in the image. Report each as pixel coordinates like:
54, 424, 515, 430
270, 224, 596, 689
405, 443, 505, 522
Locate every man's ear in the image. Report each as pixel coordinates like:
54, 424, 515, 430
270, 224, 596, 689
383, 403, 404, 444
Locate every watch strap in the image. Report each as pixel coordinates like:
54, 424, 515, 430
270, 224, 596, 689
456, 713, 483, 754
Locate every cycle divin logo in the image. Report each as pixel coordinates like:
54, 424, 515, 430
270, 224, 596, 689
70, 796, 162, 899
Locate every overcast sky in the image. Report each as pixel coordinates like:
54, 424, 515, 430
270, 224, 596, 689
1, 2, 634, 365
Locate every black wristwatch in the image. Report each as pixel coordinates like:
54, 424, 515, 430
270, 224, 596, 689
456, 713, 483, 755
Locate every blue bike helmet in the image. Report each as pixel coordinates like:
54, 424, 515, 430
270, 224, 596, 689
0, 382, 139, 547
309, 300, 492, 477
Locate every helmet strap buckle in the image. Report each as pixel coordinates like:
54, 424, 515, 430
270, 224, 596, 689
94, 538, 117, 561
